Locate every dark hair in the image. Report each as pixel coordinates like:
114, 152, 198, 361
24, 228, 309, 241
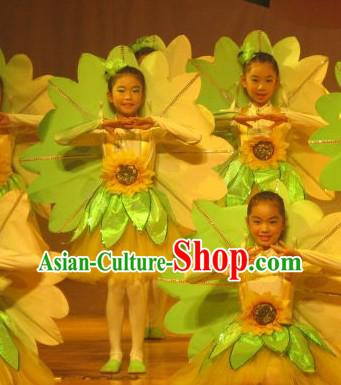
107, 66, 145, 93
240, 52, 279, 76
247, 191, 285, 218
134, 47, 156, 62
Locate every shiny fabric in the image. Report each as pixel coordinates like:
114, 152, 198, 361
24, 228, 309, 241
224, 160, 305, 206
73, 186, 170, 248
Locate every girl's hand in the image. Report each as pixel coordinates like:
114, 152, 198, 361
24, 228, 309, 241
271, 241, 301, 258
127, 117, 155, 130
103, 118, 119, 131
257, 113, 288, 128
103, 117, 154, 131
245, 246, 262, 264
103, 117, 135, 131
233, 114, 261, 128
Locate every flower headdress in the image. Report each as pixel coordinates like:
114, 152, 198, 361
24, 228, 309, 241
103, 58, 128, 82
130, 35, 166, 54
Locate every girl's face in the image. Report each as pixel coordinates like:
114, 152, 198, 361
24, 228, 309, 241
108, 74, 144, 118
241, 62, 279, 107
247, 201, 285, 248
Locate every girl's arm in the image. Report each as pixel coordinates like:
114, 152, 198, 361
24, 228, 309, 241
54, 119, 104, 146
298, 249, 341, 275
0, 112, 43, 136
272, 242, 341, 275
285, 111, 326, 133
151, 116, 202, 144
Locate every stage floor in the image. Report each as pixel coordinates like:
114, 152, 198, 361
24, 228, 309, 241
40, 316, 189, 385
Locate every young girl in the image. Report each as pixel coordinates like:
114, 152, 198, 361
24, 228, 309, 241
189, 31, 331, 205
166, 190, 341, 385
23, 46, 229, 374
0, 52, 53, 264
216, 52, 316, 205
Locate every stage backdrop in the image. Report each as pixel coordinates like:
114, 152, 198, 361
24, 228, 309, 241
0, 0, 340, 90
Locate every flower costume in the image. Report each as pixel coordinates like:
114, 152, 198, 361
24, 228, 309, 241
0, 49, 53, 257
0, 248, 68, 384
309, 61, 341, 191
161, 188, 341, 385
21, 45, 230, 282
188, 30, 333, 205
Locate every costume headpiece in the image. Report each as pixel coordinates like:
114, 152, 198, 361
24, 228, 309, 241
103, 58, 128, 82
130, 35, 166, 54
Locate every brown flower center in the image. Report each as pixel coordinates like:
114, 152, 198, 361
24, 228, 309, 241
115, 165, 138, 185
252, 302, 277, 325
253, 140, 274, 161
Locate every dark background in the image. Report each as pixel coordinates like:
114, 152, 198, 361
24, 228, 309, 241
0, 0, 340, 90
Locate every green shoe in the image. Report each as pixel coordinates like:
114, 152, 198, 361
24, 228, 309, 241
128, 359, 146, 373
100, 359, 121, 373
149, 327, 165, 339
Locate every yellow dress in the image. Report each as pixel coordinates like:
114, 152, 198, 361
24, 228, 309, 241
171, 248, 341, 385
58, 118, 203, 282
0, 115, 49, 256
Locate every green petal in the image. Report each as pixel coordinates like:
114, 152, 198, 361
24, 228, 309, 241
0, 319, 19, 370
87, 186, 110, 231
187, 37, 240, 112
210, 322, 242, 358
225, 163, 254, 206
151, 188, 176, 222
101, 195, 129, 247
71, 210, 90, 241
0, 184, 10, 198
242, 30, 272, 55
146, 190, 168, 245
122, 191, 151, 231
8, 174, 26, 191
315, 93, 341, 124
262, 327, 289, 353
223, 158, 243, 185
295, 322, 334, 354
192, 200, 248, 249
320, 155, 341, 191
254, 167, 280, 191
288, 325, 315, 373
230, 333, 263, 370
278, 163, 305, 202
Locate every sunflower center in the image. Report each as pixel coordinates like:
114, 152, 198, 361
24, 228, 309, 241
252, 302, 277, 325
253, 140, 274, 161
115, 165, 138, 185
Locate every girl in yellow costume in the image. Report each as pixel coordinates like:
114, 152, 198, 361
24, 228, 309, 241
23, 45, 230, 374
190, 31, 332, 205
130, 34, 195, 340
0, 50, 52, 258
59, 63, 203, 374
166, 190, 341, 385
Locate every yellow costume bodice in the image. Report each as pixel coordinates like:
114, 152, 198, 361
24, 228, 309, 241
238, 103, 291, 146
239, 248, 295, 325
